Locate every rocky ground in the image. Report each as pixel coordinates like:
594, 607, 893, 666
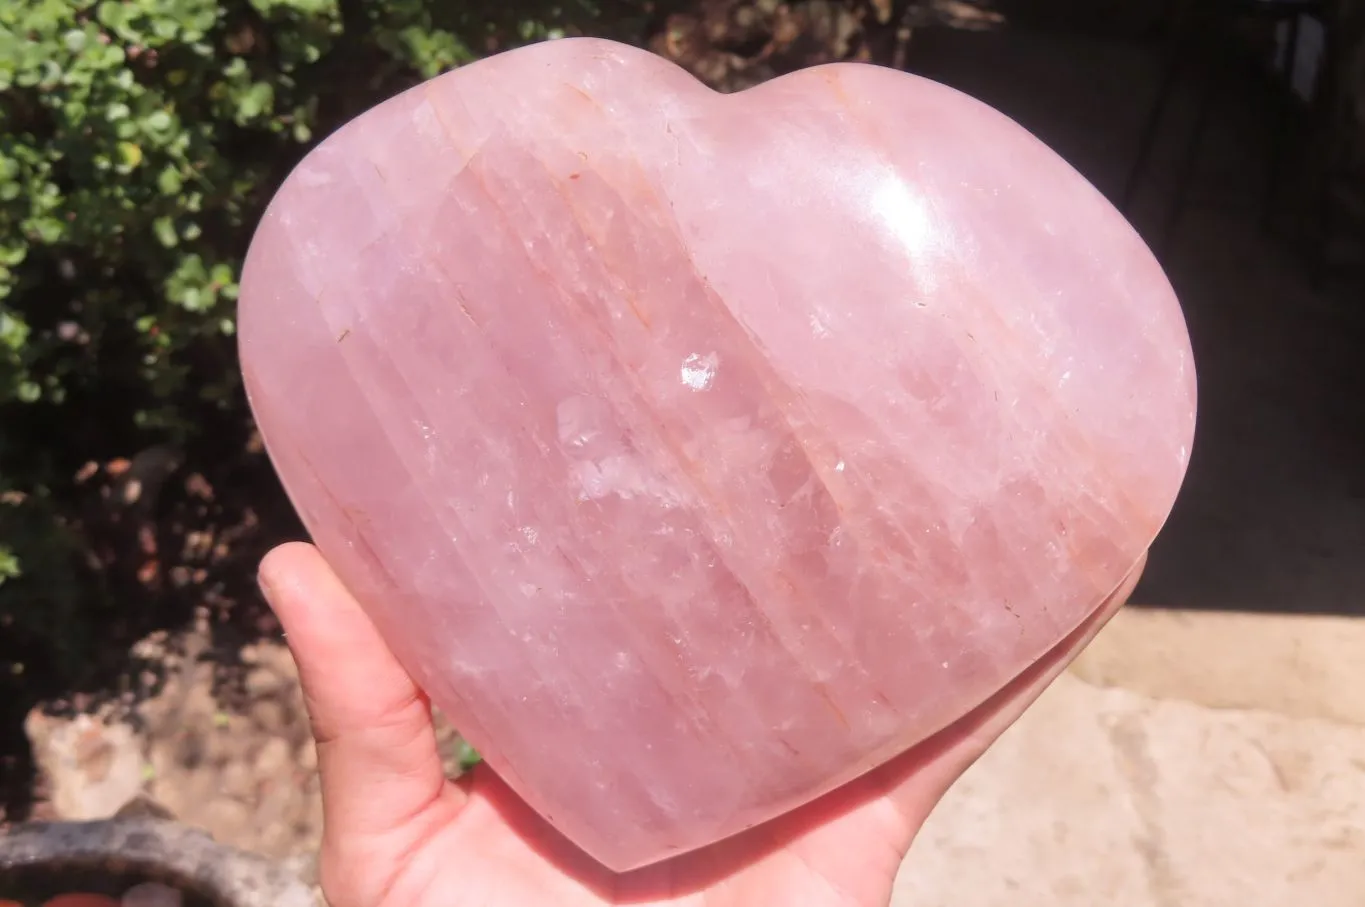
15, 609, 1365, 907
20, 627, 323, 875
18, 618, 483, 880
895, 610, 1365, 907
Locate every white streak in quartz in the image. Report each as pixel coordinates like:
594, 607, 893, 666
571, 455, 688, 507
680, 351, 719, 391
809, 310, 833, 339
557, 393, 691, 505
557, 395, 613, 451
292, 165, 334, 187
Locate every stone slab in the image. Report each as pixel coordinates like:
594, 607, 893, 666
1071, 607, 1365, 725
892, 672, 1365, 907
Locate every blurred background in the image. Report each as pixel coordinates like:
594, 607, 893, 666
1, 0, 1362, 903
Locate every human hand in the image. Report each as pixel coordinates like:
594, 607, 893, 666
259, 542, 1141, 907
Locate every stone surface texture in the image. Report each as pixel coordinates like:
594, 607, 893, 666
237, 36, 1195, 868
0, 815, 316, 907
22, 611, 1363, 903
1072, 607, 1365, 725
23, 713, 144, 824
893, 668, 1365, 907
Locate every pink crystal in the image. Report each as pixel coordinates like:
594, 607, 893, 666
237, 37, 1196, 870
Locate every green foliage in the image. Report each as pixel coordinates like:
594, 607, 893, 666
2, 0, 429, 426
0, 0, 649, 660
0, 482, 93, 681
0, 1, 643, 417
0, 545, 19, 585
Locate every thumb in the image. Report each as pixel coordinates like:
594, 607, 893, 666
258, 543, 460, 898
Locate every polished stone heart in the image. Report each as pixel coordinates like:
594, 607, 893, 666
237, 37, 1196, 871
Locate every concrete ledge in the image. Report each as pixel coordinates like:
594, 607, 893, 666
1068, 607, 1365, 725
894, 673, 1365, 906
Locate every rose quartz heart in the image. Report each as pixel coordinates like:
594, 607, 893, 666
237, 37, 1196, 870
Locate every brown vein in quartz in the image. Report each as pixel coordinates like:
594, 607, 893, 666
284, 437, 489, 739
620, 197, 935, 709
614, 220, 938, 717
821, 66, 1154, 616
453, 160, 847, 767
610, 226, 972, 691
328, 334, 691, 830
452, 287, 479, 328
528, 113, 879, 567
254, 202, 599, 804
407, 140, 789, 782
437, 132, 886, 766
422, 76, 1098, 752
304, 165, 641, 809
529, 152, 906, 727
419, 90, 868, 643
562, 81, 605, 114
318, 296, 575, 706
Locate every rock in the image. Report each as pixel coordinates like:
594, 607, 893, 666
119, 883, 181, 907
137, 641, 321, 863
112, 794, 176, 821
237, 36, 1193, 870
24, 711, 145, 821
892, 673, 1365, 906
254, 737, 292, 778
22, 630, 322, 900
0, 816, 317, 907
1071, 607, 1365, 725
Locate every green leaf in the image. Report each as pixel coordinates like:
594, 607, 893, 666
153, 216, 178, 248
234, 82, 274, 121
180, 286, 205, 311
0, 311, 31, 350
157, 166, 183, 195
144, 110, 173, 133
62, 29, 88, 54
0, 0, 627, 636
0, 546, 21, 585
117, 141, 143, 170
210, 262, 235, 286
95, 1, 126, 30
30, 217, 64, 245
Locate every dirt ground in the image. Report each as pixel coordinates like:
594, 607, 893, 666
21, 619, 475, 877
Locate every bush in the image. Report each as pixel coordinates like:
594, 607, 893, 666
0, 0, 658, 686
0, 0, 896, 678
0, 0, 649, 420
